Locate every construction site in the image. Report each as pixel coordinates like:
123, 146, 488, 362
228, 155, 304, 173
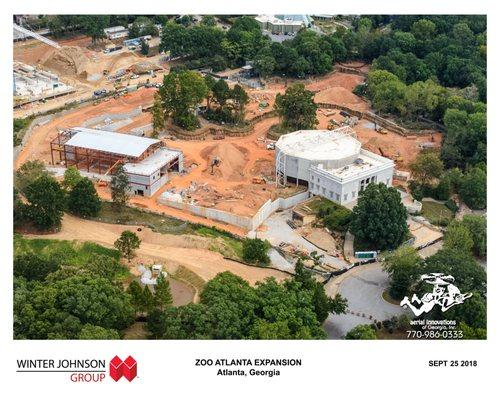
13, 24, 166, 118
14, 25, 443, 236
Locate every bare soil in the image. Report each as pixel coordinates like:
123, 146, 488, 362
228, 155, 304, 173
25, 214, 287, 285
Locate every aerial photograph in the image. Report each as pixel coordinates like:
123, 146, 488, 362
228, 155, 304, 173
12, 14, 487, 340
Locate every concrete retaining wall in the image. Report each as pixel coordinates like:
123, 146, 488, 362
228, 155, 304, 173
157, 190, 310, 231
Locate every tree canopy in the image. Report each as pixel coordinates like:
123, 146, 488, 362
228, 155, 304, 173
351, 183, 409, 250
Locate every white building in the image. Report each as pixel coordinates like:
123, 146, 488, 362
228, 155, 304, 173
275, 128, 395, 206
52, 127, 183, 197
104, 26, 129, 40
255, 15, 312, 34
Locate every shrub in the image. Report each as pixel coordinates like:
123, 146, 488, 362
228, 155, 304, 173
242, 238, 270, 265
444, 199, 459, 213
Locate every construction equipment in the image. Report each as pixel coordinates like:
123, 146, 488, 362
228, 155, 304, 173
210, 156, 221, 175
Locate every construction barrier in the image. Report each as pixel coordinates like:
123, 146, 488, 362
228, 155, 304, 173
157, 190, 310, 231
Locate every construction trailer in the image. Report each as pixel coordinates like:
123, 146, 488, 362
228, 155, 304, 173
275, 127, 395, 206
50, 127, 183, 197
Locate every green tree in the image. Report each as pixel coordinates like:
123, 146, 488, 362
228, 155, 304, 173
67, 178, 101, 218
114, 230, 141, 261
53, 275, 134, 330
231, 84, 249, 122
423, 248, 486, 297
294, 260, 347, 322
345, 324, 377, 339
160, 70, 208, 130
84, 255, 123, 280
459, 167, 486, 209
140, 40, 150, 56
143, 286, 155, 314
458, 321, 487, 339
127, 280, 147, 316
15, 160, 50, 195
242, 238, 270, 265
351, 183, 409, 251
409, 151, 444, 186
110, 164, 130, 211
14, 253, 60, 281
443, 221, 474, 255
82, 15, 110, 44
254, 52, 276, 78
461, 215, 486, 258
383, 245, 423, 299
201, 15, 216, 26
24, 175, 66, 231
275, 83, 318, 131
62, 166, 83, 190
151, 92, 165, 137
154, 274, 173, 311
78, 324, 120, 340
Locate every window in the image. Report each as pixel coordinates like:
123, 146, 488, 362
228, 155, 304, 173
322, 187, 326, 195
335, 194, 340, 201
386, 178, 390, 185
352, 191, 356, 198
371, 176, 376, 183
329, 191, 334, 198
344, 193, 348, 201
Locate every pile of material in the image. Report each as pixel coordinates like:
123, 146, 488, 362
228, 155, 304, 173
130, 61, 162, 75
201, 143, 249, 182
41, 46, 90, 78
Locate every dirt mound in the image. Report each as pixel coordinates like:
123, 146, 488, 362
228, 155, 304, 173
41, 46, 90, 78
200, 143, 249, 181
130, 61, 162, 75
314, 86, 368, 111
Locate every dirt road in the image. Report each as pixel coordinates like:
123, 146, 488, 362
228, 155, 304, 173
25, 214, 287, 285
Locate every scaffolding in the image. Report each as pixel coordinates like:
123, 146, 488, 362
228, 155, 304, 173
276, 149, 286, 187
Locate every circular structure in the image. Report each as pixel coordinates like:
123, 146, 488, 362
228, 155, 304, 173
275, 128, 360, 183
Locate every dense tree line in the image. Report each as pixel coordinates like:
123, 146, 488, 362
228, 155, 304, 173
147, 263, 347, 339
14, 161, 102, 231
14, 249, 134, 339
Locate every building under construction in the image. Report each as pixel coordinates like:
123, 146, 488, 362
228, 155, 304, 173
50, 127, 183, 197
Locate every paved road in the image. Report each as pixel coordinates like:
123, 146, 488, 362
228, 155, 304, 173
324, 241, 443, 339
258, 210, 348, 269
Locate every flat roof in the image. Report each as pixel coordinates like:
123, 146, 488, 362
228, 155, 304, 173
123, 147, 181, 176
276, 129, 360, 161
65, 127, 160, 158
104, 26, 127, 33
314, 149, 394, 180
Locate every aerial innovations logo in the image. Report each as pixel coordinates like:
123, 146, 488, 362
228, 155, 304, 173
16, 356, 137, 383
400, 273, 472, 316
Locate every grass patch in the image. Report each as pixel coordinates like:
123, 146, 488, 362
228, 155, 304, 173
306, 196, 336, 214
421, 201, 454, 226
14, 234, 120, 266
91, 202, 245, 259
196, 226, 244, 259
92, 202, 191, 234
13, 116, 35, 146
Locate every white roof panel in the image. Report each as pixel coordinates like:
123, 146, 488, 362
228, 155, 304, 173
276, 129, 361, 161
123, 147, 181, 176
65, 127, 160, 158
